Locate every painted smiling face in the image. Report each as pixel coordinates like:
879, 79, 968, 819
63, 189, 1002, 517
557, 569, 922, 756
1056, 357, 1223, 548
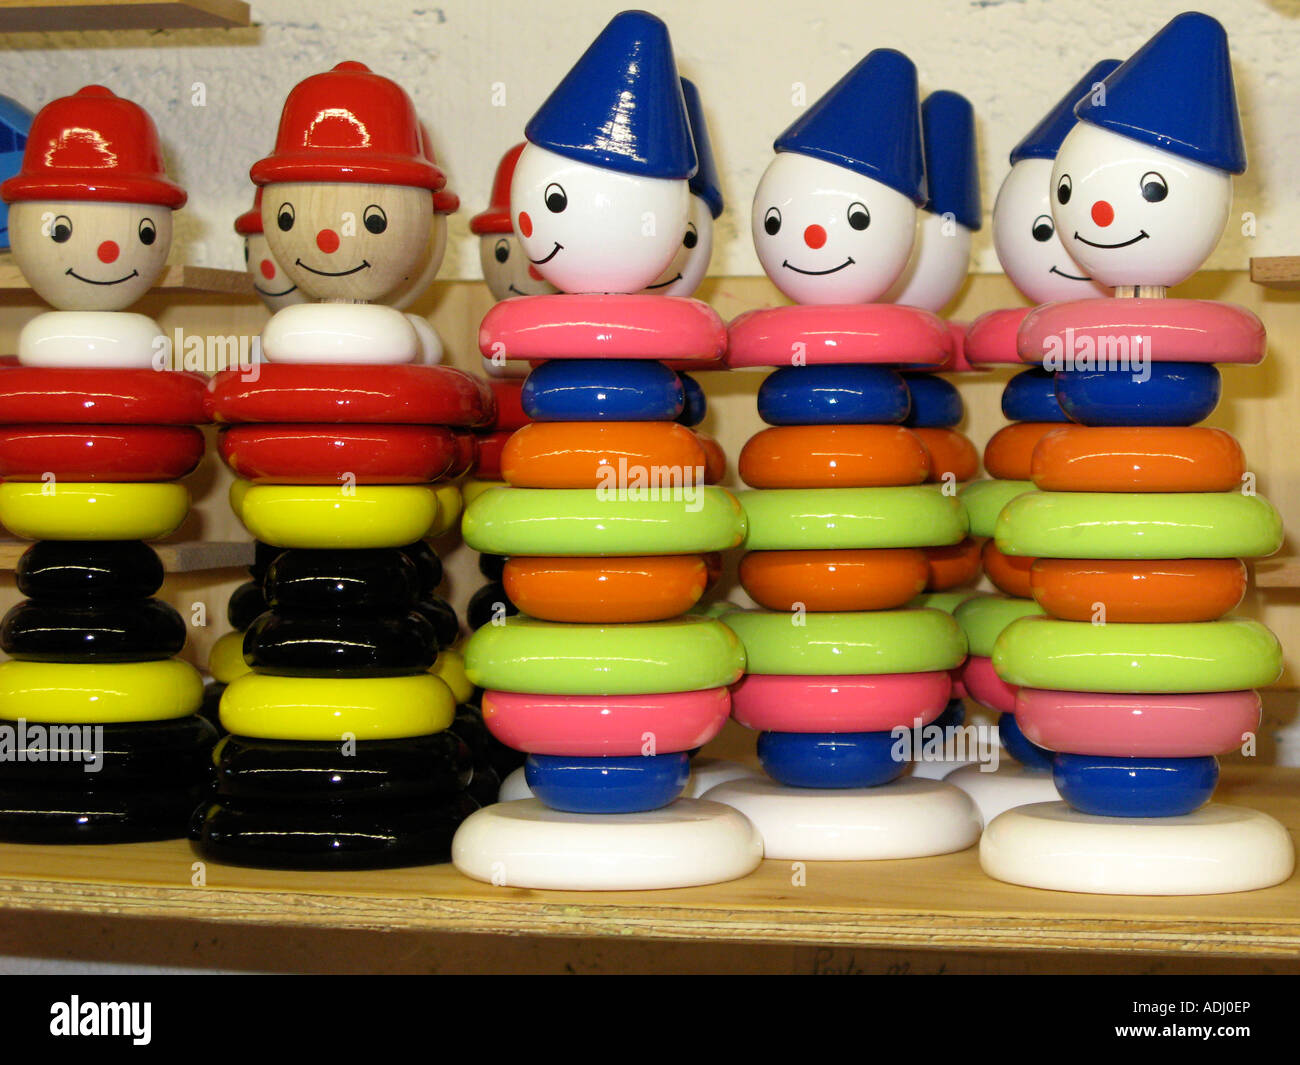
479, 231, 558, 300
992, 157, 1106, 304
1051, 122, 1231, 289
243, 232, 305, 312
752, 152, 915, 306
8, 200, 171, 310
261, 181, 432, 302
641, 193, 713, 297
510, 143, 688, 294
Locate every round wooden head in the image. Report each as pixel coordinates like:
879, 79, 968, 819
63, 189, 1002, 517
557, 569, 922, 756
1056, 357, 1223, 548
244, 232, 306, 311
387, 213, 448, 311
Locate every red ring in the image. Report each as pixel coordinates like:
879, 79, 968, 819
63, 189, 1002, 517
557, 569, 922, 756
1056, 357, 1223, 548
219, 424, 459, 484
0, 424, 204, 481
0, 368, 208, 424
727, 305, 950, 368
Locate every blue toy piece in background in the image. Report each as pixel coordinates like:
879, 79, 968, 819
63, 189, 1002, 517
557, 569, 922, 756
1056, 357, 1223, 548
998, 712, 1054, 771
902, 372, 963, 428
1001, 366, 1069, 423
0, 95, 33, 251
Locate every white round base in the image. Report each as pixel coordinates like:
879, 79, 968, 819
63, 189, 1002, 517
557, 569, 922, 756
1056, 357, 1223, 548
702, 776, 981, 861
981, 802, 1295, 895
946, 763, 1059, 826
451, 798, 763, 890
497, 766, 531, 802
495, 758, 761, 804
910, 757, 977, 781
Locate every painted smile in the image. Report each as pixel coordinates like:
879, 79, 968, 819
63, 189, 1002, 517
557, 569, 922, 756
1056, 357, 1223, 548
782, 257, 854, 276
528, 243, 563, 265
65, 268, 139, 286
1049, 265, 1091, 281
645, 273, 683, 290
1073, 230, 1149, 250
254, 282, 298, 297
295, 258, 370, 277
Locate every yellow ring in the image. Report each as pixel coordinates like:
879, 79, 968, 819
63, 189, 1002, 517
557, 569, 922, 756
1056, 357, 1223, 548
429, 483, 463, 537
430, 647, 473, 703
207, 630, 251, 684
0, 658, 203, 723
229, 478, 253, 523
219, 671, 456, 740
0, 482, 189, 542
239, 484, 440, 549
461, 479, 505, 506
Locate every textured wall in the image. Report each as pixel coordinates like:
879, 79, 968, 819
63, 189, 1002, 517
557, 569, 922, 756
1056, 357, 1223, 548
0, 0, 1295, 280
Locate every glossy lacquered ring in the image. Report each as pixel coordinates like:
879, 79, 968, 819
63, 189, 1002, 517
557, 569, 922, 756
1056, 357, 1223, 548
238, 484, 440, 549
219, 425, 459, 484
0, 482, 189, 541
1029, 558, 1247, 623
730, 671, 951, 732
739, 548, 928, 611
0, 658, 203, 723
738, 425, 929, 488
726, 305, 949, 368
1030, 426, 1246, 493
0, 368, 209, 424
738, 486, 967, 551
503, 555, 708, 622
0, 425, 204, 482
756, 364, 910, 426
502, 421, 706, 488
953, 595, 1043, 658
959, 478, 1035, 539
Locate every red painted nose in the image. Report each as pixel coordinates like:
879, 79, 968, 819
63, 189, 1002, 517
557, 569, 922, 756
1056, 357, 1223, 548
1091, 200, 1114, 227
527, 264, 543, 281
259, 259, 276, 280
97, 240, 119, 264
517, 211, 533, 238
316, 228, 340, 253
804, 224, 827, 249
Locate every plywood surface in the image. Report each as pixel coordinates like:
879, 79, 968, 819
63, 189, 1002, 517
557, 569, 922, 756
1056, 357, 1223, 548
0, 0, 249, 32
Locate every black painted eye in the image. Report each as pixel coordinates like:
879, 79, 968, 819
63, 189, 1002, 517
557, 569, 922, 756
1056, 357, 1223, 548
847, 202, 870, 230
363, 205, 388, 234
1056, 175, 1072, 205
50, 214, 72, 243
493, 238, 510, 263
683, 223, 698, 249
544, 183, 567, 213
138, 217, 157, 245
763, 207, 781, 235
277, 203, 295, 232
1031, 214, 1055, 242
1140, 171, 1168, 203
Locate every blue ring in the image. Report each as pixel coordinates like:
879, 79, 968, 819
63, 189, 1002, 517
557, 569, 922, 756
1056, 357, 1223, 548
1053, 753, 1218, 817
998, 712, 1054, 771
525, 752, 690, 813
757, 730, 906, 789
677, 373, 707, 427
902, 373, 963, 428
1001, 367, 1068, 423
522, 359, 685, 421
1055, 362, 1221, 427
930, 697, 966, 731
757, 364, 911, 426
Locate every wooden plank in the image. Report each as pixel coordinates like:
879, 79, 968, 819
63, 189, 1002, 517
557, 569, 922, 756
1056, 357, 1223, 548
0, 0, 249, 31
1250, 256, 1300, 291
0, 258, 252, 297
1253, 558, 1300, 588
0, 766, 1296, 959
0, 539, 252, 572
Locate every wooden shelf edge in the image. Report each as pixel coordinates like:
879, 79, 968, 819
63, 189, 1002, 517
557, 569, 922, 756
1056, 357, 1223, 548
1249, 256, 1300, 291
1252, 558, 1300, 588
0, 0, 250, 32
0, 259, 252, 298
0, 539, 253, 572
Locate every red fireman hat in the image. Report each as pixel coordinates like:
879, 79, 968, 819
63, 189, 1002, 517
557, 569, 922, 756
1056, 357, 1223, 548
469, 142, 524, 235
234, 185, 264, 235
251, 62, 445, 191
2, 85, 186, 208
419, 123, 459, 215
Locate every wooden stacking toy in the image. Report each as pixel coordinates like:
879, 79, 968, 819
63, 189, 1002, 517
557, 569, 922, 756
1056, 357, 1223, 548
703, 50, 981, 860
981, 14, 1294, 894
452, 11, 762, 889
0, 86, 214, 842
193, 62, 495, 869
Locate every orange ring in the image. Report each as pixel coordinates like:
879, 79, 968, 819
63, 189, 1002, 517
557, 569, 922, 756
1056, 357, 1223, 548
501, 421, 707, 488
983, 422, 1061, 481
1031, 426, 1246, 492
739, 548, 928, 611
925, 536, 983, 591
912, 428, 980, 483
503, 555, 709, 622
695, 431, 727, 484
982, 540, 1035, 598
738, 425, 929, 489
1030, 558, 1248, 623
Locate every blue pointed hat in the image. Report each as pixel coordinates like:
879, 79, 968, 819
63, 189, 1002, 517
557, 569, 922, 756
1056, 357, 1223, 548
524, 10, 696, 180
1010, 59, 1121, 165
774, 49, 927, 205
919, 91, 980, 231
1075, 12, 1245, 173
681, 78, 722, 218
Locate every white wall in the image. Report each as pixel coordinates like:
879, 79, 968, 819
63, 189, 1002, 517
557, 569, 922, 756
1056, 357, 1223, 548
0, 0, 1296, 280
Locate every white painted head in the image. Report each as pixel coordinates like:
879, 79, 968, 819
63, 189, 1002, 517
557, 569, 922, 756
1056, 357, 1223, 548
642, 193, 714, 297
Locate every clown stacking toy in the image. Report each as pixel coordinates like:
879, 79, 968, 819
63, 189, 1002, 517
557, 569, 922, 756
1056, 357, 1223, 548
194, 63, 494, 869
0, 86, 213, 842
981, 14, 1294, 894
703, 51, 980, 860
451, 12, 761, 890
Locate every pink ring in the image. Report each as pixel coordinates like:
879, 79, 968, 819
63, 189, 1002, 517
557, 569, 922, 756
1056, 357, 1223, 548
965, 307, 1031, 366
481, 687, 730, 756
730, 671, 951, 732
1017, 298, 1265, 365
961, 654, 1018, 714
479, 294, 726, 363
1015, 688, 1261, 758
726, 305, 950, 369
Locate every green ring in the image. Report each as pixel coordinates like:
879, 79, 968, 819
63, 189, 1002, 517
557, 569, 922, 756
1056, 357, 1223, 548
720, 608, 966, 675
465, 615, 745, 694
959, 479, 1035, 538
954, 595, 1044, 658
908, 590, 981, 615
461, 487, 745, 556
996, 491, 1283, 560
738, 487, 967, 550
993, 617, 1283, 693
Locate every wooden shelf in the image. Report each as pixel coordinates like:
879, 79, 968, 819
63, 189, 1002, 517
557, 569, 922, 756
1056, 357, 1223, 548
0, 766, 1297, 961
0, 539, 252, 572
1250, 256, 1300, 291
0, 0, 248, 31
0, 258, 251, 298
1253, 558, 1300, 589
